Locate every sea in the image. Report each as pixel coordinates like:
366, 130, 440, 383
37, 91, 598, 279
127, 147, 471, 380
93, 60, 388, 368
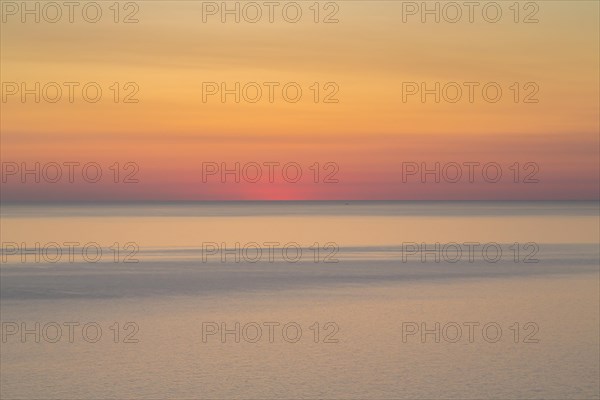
1, 201, 598, 399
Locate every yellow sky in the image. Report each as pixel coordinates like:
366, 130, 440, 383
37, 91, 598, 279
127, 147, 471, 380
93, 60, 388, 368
2, 1, 598, 136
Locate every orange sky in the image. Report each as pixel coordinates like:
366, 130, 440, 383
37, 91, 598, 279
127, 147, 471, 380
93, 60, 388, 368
1, 1, 598, 200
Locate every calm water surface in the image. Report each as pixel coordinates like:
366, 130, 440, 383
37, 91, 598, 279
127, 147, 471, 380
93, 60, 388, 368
1, 201, 598, 399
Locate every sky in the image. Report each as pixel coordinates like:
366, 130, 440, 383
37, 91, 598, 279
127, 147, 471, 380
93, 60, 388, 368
1, 1, 599, 201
